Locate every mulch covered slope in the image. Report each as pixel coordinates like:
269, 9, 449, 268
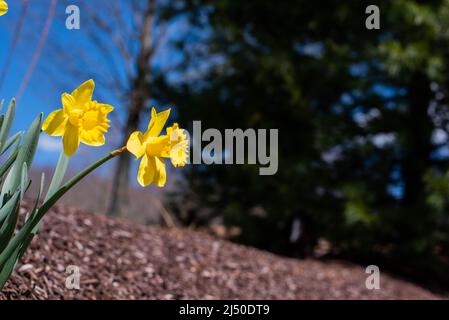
0, 202, 441, 300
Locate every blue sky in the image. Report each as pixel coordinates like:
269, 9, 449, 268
0, 1, 103, 168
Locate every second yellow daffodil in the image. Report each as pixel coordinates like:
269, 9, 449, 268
0, 1, 8, 16
42, 80, 114, 157
127, 107, 189, 187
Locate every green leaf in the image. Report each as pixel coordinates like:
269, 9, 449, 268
9, 132, 22, 154
0, 100, 16, 153
45, 151, 69, 202
0, 191, 20, 226
0, 115, 4, 136
0, 246, 21, 289
40, 173, 45, 201
20, 163, 28, 201
28, 173, 45, 222
0, 147, 19, 181
1, 131, 23, 156
0, 192, 20, 253
0, 114, 42, 202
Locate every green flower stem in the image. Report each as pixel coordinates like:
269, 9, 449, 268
0, 147, 126, 270
37, 147, 126, 218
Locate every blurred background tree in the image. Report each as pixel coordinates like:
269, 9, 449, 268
161, 0, 449, 286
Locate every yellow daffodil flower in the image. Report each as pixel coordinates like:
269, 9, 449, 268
0, 1, 8, 16
126, 107, 189, 187
42, 80, 114, 157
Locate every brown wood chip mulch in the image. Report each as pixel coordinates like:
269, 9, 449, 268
0, 202, 442, 300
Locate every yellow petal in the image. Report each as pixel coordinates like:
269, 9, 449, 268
137, 155, 167, 187
146, 107, 171, 137
62, 123, 80, 157
0, 1, 8, 16
153, 157, 167, 187
137, 154, 155, 187
71, 79, 95, 108
127, 131, 146, 159
42, 109, 67, 136
61, 93, 76, 113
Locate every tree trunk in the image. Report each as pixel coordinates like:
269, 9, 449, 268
402, 72, 433, 207
108, 0, 155, 216
107, 93, 144, 216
